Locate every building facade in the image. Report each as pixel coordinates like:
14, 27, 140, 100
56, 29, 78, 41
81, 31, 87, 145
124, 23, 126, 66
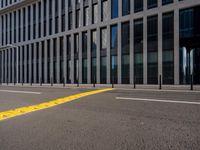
0, 0, 200, 85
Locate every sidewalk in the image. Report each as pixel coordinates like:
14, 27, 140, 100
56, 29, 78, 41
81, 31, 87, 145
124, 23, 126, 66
1, 83, 200, 91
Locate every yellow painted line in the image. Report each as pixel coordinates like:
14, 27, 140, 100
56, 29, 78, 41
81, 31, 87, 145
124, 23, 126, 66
0, 88, 113, 121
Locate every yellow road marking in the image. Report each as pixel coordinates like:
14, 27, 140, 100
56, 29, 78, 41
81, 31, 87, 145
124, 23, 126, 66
0, 88, 113, 121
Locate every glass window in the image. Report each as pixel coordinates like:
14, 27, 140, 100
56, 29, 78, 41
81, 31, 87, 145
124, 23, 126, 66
111, 55, 117, 84
101, 28, 107, 51
92, 4, 98, 24
101, 0, 108, 22
162, 14, 174, 84
147, 0, 157, 9
100, 57, 107, 83
122, 0, 130, 16
111, 0, 118, 19
76, 9, 80, 28
162, 0, 173, 5
82, 58, 87, 83
122, 22, 130, 54
111, 25, 118, 53
84, 7, 89, 26
134, 18, 143, 84
134, 0, 143, 13
82, 32, 87, 53
147, 15, 158, 84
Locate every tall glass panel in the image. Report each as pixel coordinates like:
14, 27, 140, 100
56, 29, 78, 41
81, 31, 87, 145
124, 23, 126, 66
134, 0, 143, 13
111, 0, 118, 19
147, 0, 157, 9
179, 7, 200, 84
134, 19, 143, 84
163, 12, 174, 84
100, 57, 107, 83
111, 25, 118, 83
122, 0, 130, 16
147, 15, 158, 84
121, 22, 130, 84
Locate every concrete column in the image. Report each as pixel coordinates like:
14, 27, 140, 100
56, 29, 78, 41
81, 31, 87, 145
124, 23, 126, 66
16, 47, 19, 83
130, 20, 134, 84
130, 0, 134, 14
58, 0, 62, 33
107, 25, 111, 84
12, 48, 15, 83
29, 44, 32, 84
79, 32, 83, 84
52, 0, 55, 34
57, 37, 60, 83
41, 0, 44, 37
8, 49, 11, 83
44, 40, 48, 83
7, 13, 10, 44
3, 15, 6, 45
72, 0, 76, 29
87, 30, 91, 84
0, 14, 2, 46
65, 0, 68, 31
46, 0, 49, 35
158, 13, 163, 84
20, 8, 23, 42
71, 34, 75, 83
26, 6, 28, 41
30, 5, 33, 40
80, 0, 84, 27
39, 42, 42, 84
33, 43, 37, 83
1, 51, 3, 83
24, 45, 27, 83
63, 36, 67, 83
98, 0, 101, 23
96, 28, 100, 84
143, 16, 147, 84
16, 10, 19, 44
174, 9, 180, 85
35, 2, 39, 38
12, 12, 15, 45
119, 0, 122, 17
50, 39, 53, 83
117, 22, 122, 84
3, 51, 5, 83
5, 49, 8, 83
18, 47, 22, 83
88, 0, 92, 25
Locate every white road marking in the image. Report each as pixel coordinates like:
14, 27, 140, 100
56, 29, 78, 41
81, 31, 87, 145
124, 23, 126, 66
0, 90, 41, 95
116, 97, 200, 105
117, 88, 200, 93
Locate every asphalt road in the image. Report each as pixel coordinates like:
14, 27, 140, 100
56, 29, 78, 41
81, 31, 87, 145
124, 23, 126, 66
0, 86, 200, 150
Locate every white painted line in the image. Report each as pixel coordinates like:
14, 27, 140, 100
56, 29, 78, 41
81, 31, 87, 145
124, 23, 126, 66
117, 88, 200, 93
0, 90, 41, 95
116, 97, 200, 105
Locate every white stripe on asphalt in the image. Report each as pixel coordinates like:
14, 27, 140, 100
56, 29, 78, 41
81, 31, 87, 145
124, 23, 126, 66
0, 90, 41, 95
116, 97, 200, 105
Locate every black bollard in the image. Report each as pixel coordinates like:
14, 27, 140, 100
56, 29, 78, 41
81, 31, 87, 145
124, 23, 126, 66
134, 76, 136, 89
159, 75, 162, 90
191, 74, 193, 91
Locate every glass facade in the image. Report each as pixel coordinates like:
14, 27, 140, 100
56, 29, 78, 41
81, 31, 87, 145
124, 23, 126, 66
0, 1, 200, 85
134, 18, 143, 84
162, 12, 174, 84
147, 15, 158, 84
179, 6, 200, 84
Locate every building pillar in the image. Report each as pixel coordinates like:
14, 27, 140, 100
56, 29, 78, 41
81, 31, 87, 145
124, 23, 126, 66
44, 40, 48, 83
12, 48, 15, 83
117, 22, 122, 84
35, 2, 39, 38
57, 37, 60, 83
41, 0, 44, 37
87, 30, 91, 84
143, 16, 147, 84
79, 32, 83, 84
46, 0, 49, 36
8, 49, 11, 83
33, 43, 37, 83
107, 25, 111, 84
29, 44, 32, 84
24, 45, 27, 83
71, 34, 75, 84
174, 9, 180, 85
63, 36, 67, 83
58, 0, 62, 33
130, 20, 134, 84
96, 28, 100, 84
38, 42, 42, 84
158, 13, 163, 84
